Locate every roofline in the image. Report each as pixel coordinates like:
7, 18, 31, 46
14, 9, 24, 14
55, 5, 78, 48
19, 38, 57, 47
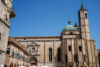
8, 37, 29, 56
12, 36, 61, 39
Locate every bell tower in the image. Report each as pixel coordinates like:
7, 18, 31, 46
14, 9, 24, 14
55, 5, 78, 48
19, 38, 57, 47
78, 4, 90, 39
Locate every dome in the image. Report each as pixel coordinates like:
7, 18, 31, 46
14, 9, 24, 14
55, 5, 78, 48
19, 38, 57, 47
63, 22, 77, 31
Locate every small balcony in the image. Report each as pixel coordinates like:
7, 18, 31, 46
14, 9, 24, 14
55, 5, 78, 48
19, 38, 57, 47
9, 8, 16, 18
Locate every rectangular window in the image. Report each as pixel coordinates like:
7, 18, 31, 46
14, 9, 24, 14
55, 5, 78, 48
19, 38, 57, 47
74, 55, 78, 62
49, 48, 52, 61
79, 46, 82, 51
57, 48, 61, 62
7, 48, 10, 55
83, 55, 86, 61
0, 50, 2, 55
0, 33, 1, 39
65, 55, 68, 62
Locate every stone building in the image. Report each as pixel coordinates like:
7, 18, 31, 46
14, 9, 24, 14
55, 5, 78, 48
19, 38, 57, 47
97, 50, 100, 67
13, 5, 98, 67
5, 37, 30, 67
0, 0, 15, 65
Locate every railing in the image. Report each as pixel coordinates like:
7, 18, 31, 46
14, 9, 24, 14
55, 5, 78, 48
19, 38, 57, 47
8, 52, 29, 62
10, 8, 16, 18
10, 8, 16, 14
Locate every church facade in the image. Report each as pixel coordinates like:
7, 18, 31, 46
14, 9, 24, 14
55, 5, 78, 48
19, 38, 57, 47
13, 5, 99, 67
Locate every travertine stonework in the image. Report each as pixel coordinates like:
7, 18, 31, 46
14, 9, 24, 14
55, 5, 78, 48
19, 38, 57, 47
13, 5, 98, 67
97, 50, 100, 67
5, 37, 30, 67
0, 0, 15, 65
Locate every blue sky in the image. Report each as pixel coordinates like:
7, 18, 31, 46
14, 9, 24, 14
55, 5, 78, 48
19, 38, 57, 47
10, 0, 100, 49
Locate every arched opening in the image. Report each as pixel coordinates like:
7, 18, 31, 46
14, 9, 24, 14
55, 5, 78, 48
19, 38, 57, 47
68, 46, 72, 51
4, 64, 7, 67
10, 63, 13, 67
17, 64, 19, 67
70, 32, 73, 35
49, 48, 52, 61
74, 55, 78, 62
85, 13, 88, 18
29, 57, 37, 66
65, 55, 68, 63
79, 46, 82, 51
14, 64, 16, 67
32, 47, 35, 53
57, 48, 61, 62
69, 64, 73, 67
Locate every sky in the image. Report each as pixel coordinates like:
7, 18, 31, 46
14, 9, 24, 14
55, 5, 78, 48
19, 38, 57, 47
10, 0, 100, 49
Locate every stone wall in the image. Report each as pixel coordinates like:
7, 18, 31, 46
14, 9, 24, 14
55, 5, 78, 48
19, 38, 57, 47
0, 0, 15, 65
0, 0, 10, 65
13, 37, 98, 67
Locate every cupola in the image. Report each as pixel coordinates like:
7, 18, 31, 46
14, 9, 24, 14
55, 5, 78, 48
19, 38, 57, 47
62, 21, 77, 31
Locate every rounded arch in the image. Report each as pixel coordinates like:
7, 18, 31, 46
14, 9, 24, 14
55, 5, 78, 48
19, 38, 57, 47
17, 64, 19, 67
26, 65, 28, 67
4, 64, 7, 67
68, 45, 72, 51
14, 64, 17, 67
29, 56, 37, 66
57, 47, 61, 62
10, 63, 13, 67
32, 47, 35, 53
49, 47, 52, 61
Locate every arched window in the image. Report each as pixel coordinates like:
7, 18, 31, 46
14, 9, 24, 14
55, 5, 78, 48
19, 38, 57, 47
68, 46, 72, 51
10, 63, 13, 67
17, 64, 19, 67
49, 48, 52, 61
6, 48, 10, 55
57, 48, 61, 62
14, 64, 16, 67
4, 64, 7, 67
32, 47, 35, 53
85, 13, 88, 18
65, 55, 68, 62
69, 65, 73, 67
79, 46, 82, 51
83, 55, 86, 61
12, 50, 15, 57
70, 32, 73, 35
74, 55, 78, 62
